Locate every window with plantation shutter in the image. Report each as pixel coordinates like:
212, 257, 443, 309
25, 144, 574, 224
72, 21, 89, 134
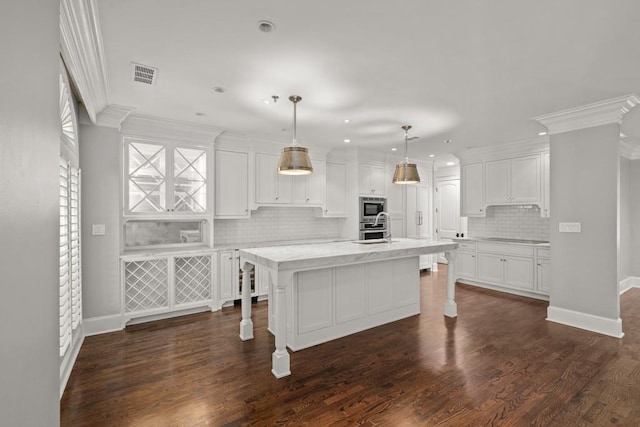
59, 60, 82, 361
59, 158, 71, 356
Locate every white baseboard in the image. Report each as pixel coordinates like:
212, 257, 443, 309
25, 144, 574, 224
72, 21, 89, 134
546, 305, 624, 338
60, 325, 84, 399
620, 276, 640, 295
83, 314, 124, 336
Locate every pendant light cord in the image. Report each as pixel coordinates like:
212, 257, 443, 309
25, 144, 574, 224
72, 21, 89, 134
402, 125, 412, 164
290, 95, 301, 147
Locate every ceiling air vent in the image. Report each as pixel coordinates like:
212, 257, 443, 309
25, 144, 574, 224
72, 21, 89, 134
131, 62, 158, 85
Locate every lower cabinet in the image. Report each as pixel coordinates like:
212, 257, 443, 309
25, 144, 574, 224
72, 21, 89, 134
453, 240, 548, 299
121, 252, 216, 323
217, 249, 268, 307
456, 241, 477, 280
536, 248, 551, 293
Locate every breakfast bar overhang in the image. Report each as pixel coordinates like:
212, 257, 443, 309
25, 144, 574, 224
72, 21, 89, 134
238, 238, 459, 378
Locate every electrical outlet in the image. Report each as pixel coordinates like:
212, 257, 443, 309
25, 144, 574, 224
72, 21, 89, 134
559, 222, 581, 233
92, 224, 106, 235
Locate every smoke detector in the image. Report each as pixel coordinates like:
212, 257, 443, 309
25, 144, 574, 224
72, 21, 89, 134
131, 62, 158, 85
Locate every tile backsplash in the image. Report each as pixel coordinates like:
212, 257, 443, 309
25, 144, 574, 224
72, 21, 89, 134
467, 205, 550, 241
214, 207, 343, 246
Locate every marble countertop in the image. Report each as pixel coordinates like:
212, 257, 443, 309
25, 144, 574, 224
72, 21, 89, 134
120, 238, 350, 259
239, 238, 458, 271
450, 237, 550, 247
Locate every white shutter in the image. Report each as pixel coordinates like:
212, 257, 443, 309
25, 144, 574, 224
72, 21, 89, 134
70, 168, 81, 330
59, 158, 71, 356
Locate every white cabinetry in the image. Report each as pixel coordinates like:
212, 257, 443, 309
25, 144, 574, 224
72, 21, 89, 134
359, 163, 385, 195
324, 162, 347, 216
218, 250, 268, 306
121, 252, 215, 323
256, 152, 325, 207
214, 149, 249, 218
485, 155, 541, 205
456, 241, 477, 280
476, 243, 534, 290
124, 138, 210, 216
461, 163, 484, 217
454, 240, 549, 299
541, 152, 550, 217
292, 159, 325, 205
536, 248, 551, 293
255, 153, 292, 204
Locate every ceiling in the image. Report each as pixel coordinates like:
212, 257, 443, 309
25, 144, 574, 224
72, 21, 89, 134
96, 0, 640, 163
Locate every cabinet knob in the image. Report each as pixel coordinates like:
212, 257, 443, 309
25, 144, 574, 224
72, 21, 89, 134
306, 198, 309, 202
245, 209, 248, 212
275, 197, 279, 200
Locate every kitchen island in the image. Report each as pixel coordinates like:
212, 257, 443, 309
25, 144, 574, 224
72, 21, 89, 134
238, 238, 458, 378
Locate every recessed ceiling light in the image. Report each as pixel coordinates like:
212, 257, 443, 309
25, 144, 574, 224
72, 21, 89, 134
446, 161, 455, 166
344, 119, 350, 124
538, 131, 548, 136
262, 98, 271, 104
212, 87, 226, 93
257, 20, 276, 33
428, 154, 435, 158
344, 139, 351, 143
391, 148, 397, 151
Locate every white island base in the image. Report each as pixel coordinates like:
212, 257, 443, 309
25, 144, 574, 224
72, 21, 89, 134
238, 238, 458, 378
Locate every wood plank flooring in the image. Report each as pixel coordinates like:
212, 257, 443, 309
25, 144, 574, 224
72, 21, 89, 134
61, 266, 640, 426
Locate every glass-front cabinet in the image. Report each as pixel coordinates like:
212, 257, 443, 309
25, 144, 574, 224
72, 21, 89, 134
124, 138, 210, 216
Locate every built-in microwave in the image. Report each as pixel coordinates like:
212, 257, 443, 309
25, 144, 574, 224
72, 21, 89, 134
359, 196, 386, 222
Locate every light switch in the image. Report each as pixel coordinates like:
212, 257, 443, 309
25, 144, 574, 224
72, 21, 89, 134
559, 222, 581, 233
92, 224, 106, 235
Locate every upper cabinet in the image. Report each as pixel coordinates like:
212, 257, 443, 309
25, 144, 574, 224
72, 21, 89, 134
255, 152, 325, 207
461, 163, 484, 217
255, 152, 293, 204
541, 152, 550, 218
359, 163, 385, 196
124, 138, 210, 216
458, 140, 549, 218
215, 149, 249, 218
324, 162, 347, 216
485, 155, 541, 204
292, 160, 325, 205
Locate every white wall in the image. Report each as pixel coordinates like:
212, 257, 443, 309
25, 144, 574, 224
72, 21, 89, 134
631, 159, 640, 277
549, 124, 620, 321
79, 124, 122, 319
619, 156, 631, 283
0, 1, 60, 425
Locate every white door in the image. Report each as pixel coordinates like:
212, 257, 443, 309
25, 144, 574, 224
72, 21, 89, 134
435, 179, 460, 262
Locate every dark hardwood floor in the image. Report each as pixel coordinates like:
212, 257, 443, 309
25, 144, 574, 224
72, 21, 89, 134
61, 266, 640, 426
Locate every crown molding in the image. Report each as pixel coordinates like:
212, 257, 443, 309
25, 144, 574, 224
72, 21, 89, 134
120, 115, 225, 145
95, 105, 135, 130
60, 0, 109, 123
532, 94, 640, 135
455, 136, 549, 164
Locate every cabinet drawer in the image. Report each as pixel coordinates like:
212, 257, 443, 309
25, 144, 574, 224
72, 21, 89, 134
457, 241, 477, 251
477, 242, 534, 257
536, 248, 550, 258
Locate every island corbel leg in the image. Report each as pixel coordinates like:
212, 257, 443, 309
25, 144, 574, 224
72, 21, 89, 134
239, 261, 254, 341
444, 250, 458, 318
272, 270, 292, 378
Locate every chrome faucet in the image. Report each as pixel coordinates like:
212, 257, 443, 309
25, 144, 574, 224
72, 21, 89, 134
374, 211, 391, 241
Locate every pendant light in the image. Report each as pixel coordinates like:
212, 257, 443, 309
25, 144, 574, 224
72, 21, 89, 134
392, 125, 421, 184
278, 95, 313, 175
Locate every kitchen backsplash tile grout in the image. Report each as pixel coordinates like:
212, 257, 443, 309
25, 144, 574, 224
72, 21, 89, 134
467, 205, 550, 241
